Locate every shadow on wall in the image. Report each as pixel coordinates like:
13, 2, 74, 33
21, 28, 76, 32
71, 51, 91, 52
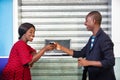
0, 58, 8, 75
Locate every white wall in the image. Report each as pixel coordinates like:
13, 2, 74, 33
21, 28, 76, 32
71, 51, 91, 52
112, 0, 120, 57
13, 0, 18, 44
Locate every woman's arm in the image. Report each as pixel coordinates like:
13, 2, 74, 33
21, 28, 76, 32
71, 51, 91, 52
28, 44, 55, 66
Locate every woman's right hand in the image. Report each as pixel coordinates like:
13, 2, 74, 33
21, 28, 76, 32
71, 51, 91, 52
44, 44, 56, 51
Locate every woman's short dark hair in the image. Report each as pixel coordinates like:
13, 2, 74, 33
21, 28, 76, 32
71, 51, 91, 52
18, 23, 35, 39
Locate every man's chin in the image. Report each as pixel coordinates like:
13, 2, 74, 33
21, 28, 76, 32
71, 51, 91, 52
87, 28, 92, 31
87, 29, 90, 31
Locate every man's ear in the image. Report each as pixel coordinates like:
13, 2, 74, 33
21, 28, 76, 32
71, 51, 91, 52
93, 19, 97, 24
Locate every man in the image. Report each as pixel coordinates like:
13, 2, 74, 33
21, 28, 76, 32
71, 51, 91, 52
55, 11, 116, 80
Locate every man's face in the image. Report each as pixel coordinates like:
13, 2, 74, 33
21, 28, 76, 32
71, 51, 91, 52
84, 16, 95, 31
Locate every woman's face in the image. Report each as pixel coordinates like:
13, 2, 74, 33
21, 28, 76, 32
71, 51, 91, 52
24, 27, 35, 42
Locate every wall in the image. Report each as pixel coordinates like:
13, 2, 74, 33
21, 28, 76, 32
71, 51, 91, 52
0, 0, 13, 56
0, 0, 13, 74
112, 0, 120, 57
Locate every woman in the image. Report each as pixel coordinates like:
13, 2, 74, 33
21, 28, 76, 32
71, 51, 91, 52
0, 23, 55, 80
